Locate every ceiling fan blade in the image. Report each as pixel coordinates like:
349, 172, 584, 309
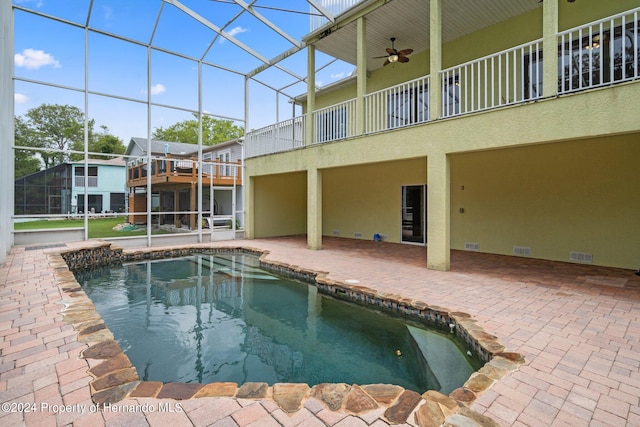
386, 47, 397, 55
383, 59, 391, 66
373, 55, 390, 59
398, 56, 410, 63
397, 48, 413, 56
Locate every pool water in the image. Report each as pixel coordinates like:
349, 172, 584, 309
77, 253, 476, 393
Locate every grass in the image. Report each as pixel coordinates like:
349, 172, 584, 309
14, 216, 160, 238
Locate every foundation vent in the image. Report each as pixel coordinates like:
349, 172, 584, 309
570, 251, 593, 264
513, 246, 531, 256
464, 242, 480, 251
354, 232, 362, 238
332, 230, 340, 236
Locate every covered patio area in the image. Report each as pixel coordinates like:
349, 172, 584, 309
1, 236, 639, 426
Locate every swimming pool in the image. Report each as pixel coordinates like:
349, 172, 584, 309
77, 253, 477, 394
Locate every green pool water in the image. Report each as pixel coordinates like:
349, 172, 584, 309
77, 253, 476, 393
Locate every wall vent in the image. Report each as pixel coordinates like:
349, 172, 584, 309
332, 230, 340, 236
354, 232, 362, 238
464, 242, 480, 251
513, 246, 531, 256
570, 251, 593, 264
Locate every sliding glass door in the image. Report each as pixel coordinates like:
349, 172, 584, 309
401, 185, 426, 244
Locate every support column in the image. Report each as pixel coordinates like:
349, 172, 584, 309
426, 153, 450, 271
245, 176, 255, 239
174, 189, 180, 228
429, 0, 442, 120
305, 45, 316, 146
190, 182, 196, 230
542, 0, 559, 98
356, 17, 367, 136
307, 168, 322, 250
0, 1, 15, 264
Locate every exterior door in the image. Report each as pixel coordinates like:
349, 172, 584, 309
401, 185, 426, 244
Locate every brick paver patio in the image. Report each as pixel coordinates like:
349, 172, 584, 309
1, 236, 639, 426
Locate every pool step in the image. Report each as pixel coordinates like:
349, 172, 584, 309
197, 256, 278, 280
406, 325, 475, 395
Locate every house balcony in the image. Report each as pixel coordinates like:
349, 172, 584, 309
127, 155, 242, 188
247, 7, 640, 159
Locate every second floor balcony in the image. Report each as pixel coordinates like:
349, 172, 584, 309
127, 155, 242, 188
247, 6, 640, 159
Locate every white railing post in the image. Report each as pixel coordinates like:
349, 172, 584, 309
312, 98, 356, 144
245, 115, 305, 158
440, 38, 544, 118
310, 0, 366, 31
558, 7, 640, 94
363, 76, 430, 134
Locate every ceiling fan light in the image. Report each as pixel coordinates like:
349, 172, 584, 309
388, 54, 399, 63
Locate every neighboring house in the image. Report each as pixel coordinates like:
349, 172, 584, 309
243, 1, 640, 270
124, 137, 244, 232
14, 157, 127, 215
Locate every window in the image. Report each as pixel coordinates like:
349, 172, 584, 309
77, 194, 103, 214
524, 50, 544, 100
316, 107, 346, 143
387, 84, 429, 129
74, 166, 98, 187
559, 20, 640, 92
218, 150, 231, 177
442, 76, 460, 117
110, 193, 125, 213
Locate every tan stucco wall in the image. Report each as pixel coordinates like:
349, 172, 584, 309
246, 2, 640, 269
250, 82, 640, 174
322, 159, 427, 242
252, 172, 307, 238
558, 0, 640, 31
450, 134, 640, 269
247, 81, 640, 268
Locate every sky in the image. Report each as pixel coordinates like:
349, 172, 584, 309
12, 0, 356, 144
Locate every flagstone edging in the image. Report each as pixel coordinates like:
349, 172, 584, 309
50, 241, 525, 426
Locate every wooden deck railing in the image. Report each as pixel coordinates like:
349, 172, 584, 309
127, 155, 242, 187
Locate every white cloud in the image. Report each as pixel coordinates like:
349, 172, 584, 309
330, 72, 346, 80
14, 48, 61, 70
102, 5, 113, 20
14, 0, 44, 7
15, 93, 29, 104
150, 83, 166, 95
220, 26, 248, 43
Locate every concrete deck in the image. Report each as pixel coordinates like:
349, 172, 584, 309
1, 236, 639, 426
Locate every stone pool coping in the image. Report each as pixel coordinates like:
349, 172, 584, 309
51, 241, 525, 426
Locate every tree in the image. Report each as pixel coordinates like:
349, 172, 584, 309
70, 125, 126, 161
153, 114, 244, 146
21, 104, 84, 168
14, 116, 41, 178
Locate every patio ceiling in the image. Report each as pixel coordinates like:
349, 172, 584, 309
12, 0, 543, 99
312, 0, 543, 73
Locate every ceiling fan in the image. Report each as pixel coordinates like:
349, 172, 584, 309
374, 37, 413, 66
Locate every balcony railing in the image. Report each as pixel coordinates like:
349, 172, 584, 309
244, 116, 304, 158
127, 156, 242, 186
440, 39, 543, 118
245, 8, 640, 158
313, 98, 357, 144
365, 76, 430, 134
74, 176, 98, 187
310, 0, 364, 32
558, 8, 639, 94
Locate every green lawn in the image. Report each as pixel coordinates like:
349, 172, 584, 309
14, 216, 163, 239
